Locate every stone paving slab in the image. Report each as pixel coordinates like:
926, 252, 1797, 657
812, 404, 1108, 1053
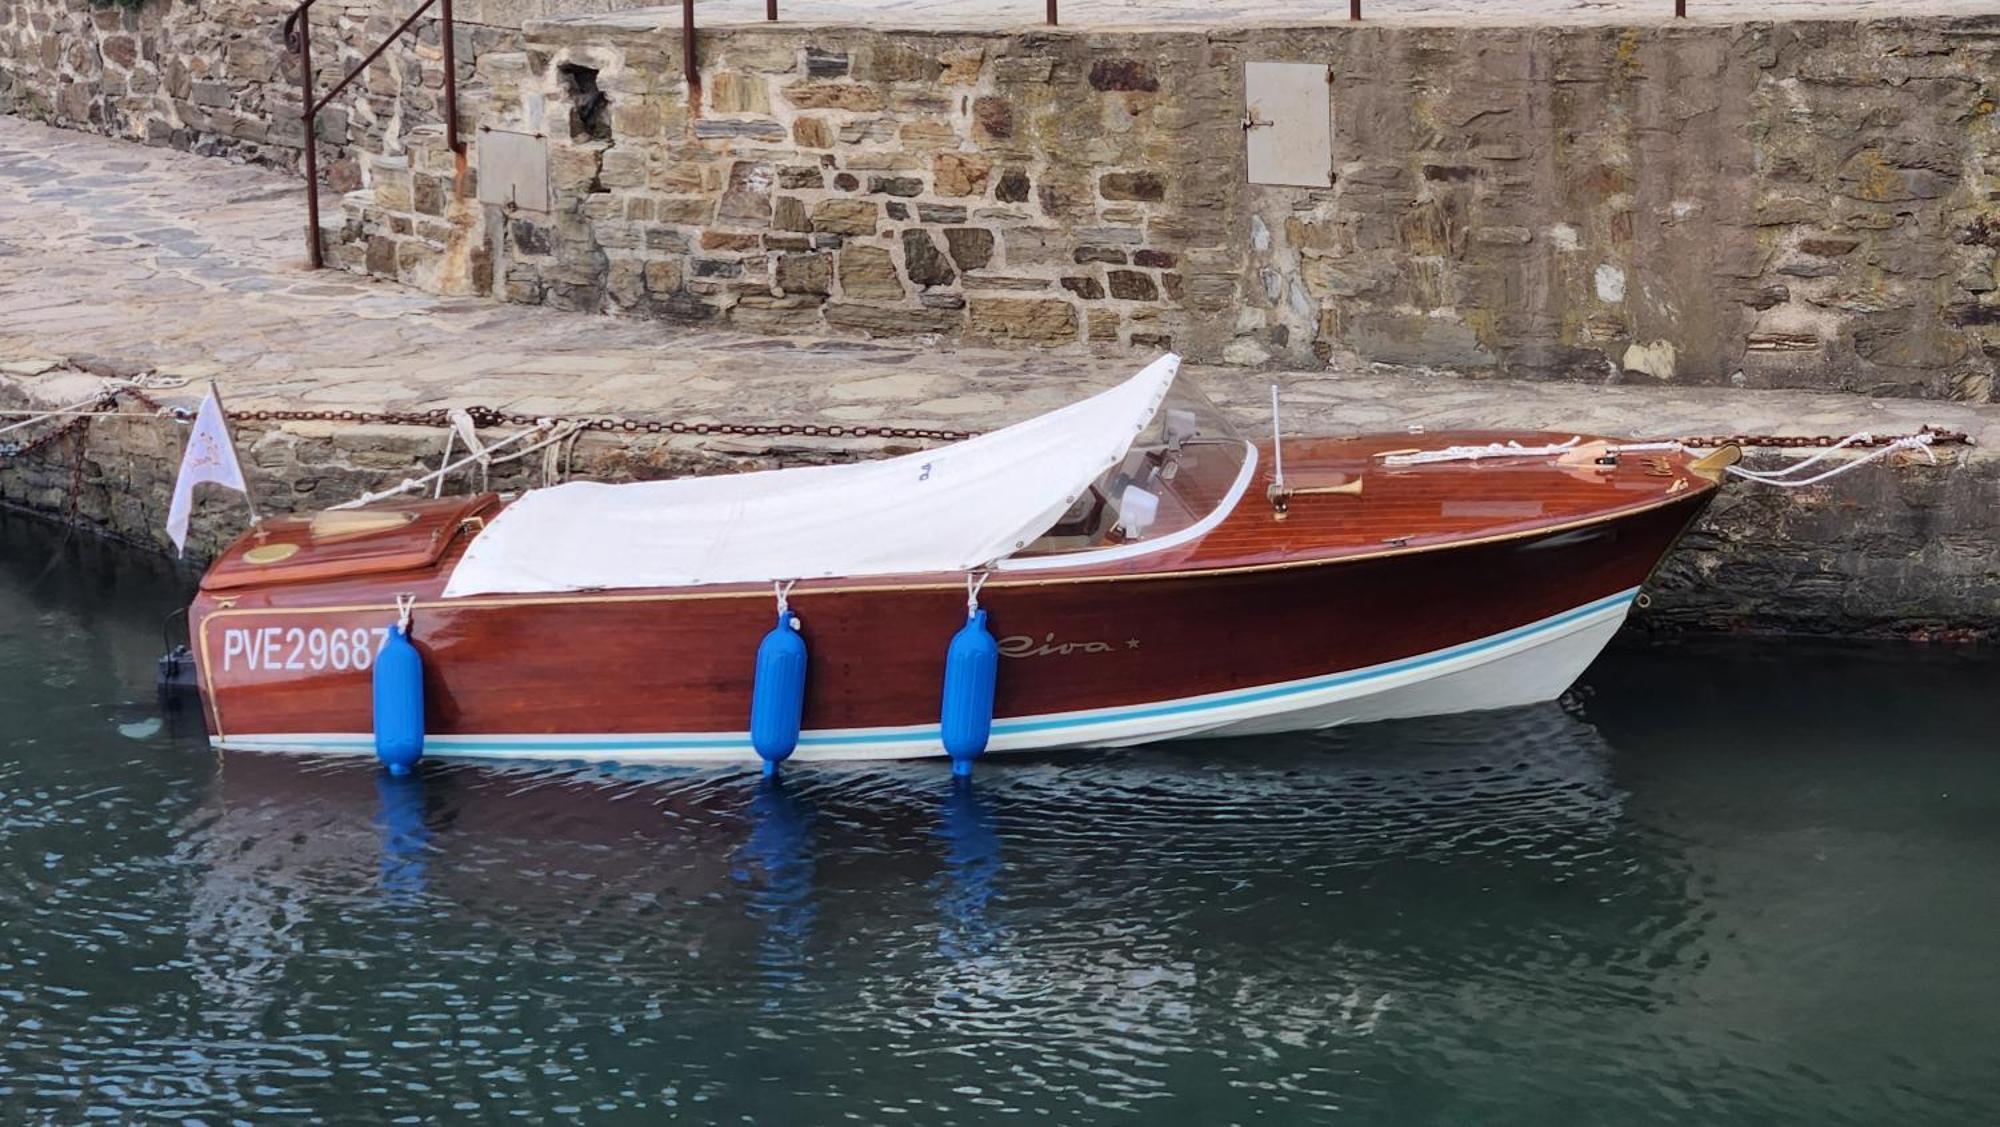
5, 113, 1997, 455
570, 0, 1995, 31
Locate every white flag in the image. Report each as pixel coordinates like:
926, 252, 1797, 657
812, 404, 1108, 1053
166, 389, 250, 555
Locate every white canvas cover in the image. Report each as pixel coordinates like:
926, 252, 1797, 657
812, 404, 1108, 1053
441, 355, 1180, 597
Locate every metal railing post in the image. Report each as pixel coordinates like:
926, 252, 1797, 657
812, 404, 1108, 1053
767, 0, 778, 20
1676, 0, 1686, 14
297, 8, 322, 268
1047, 0, 1058, 26
1351, 0, 1362, 19
441, 0, 461, 153
683, 0, 698, 96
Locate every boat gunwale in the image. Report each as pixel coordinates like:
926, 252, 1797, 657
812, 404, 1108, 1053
193, 477, 1715, 620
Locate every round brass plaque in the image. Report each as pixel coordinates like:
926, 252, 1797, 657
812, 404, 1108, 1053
242, 542, 301, 565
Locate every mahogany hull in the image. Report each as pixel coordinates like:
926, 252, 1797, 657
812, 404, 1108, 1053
190, 433, 1718, 765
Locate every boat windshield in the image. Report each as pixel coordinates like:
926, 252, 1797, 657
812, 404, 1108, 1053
1006, 376, 1252, 565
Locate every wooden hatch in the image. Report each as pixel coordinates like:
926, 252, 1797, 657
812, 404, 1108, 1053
200, 494, 499, 591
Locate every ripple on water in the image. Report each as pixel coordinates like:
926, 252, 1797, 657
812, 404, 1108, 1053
4, 510, 2000, 1123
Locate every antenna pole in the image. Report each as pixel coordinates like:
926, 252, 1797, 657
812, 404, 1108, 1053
1269, 384, 1286, 492
1266, 384, 1292, 520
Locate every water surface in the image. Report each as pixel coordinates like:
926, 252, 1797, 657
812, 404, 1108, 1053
3, 510, 1996, 1123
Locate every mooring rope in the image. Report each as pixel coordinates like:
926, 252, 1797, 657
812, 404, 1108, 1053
1722, 433, 1937, 489
1380, 429, 1943, 489
328, 420, 585, 510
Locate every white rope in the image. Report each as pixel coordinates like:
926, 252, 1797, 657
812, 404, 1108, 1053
394, 593, 416, 636
965, 570, 990, 618
0, 375, 193, 431
0, 395, 111, 436
1381, 436, 1582, 467
1376, 429, 1941, 490
431, 426, 456, 499
1716, 432, 1876, 482
774, 578, 797, 616
1725, 433, 1936, 488
329, 420, 579, 510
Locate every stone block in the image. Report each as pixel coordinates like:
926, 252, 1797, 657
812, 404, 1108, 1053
805, 48, 848, 79
793, 116, 833, 149
944, 228, 994, 272
902, 229, 956, 288
840, 118, 898, 144
934, 152, 991, 198
1107, 269, 1159, 301
995, 168, 1031, 204
598, 147, 647, 190
824, 302, 961, 337
812, 199, 879, 237
708, 72, 770, 114
731, 295, 827, 334
700, 231, 761, 252
778, 164, 824, 190
1099, 171, 1166, 202
885, 120, 950, 150
413, 174, 448, 217
973, 96, 1013, 142
784, 83, 883, 112
693, 119, 786, 142
776, 252, 832, 295
717, 161, 774, 223
940, 47, 985, 86
968, 298, 1079, 346
1060, 275, 1105, 299
991, 57, 1054, 85
839, 244, 904, 300
773, 196, 812, 232
1088, 60, 1158, 93
644, 259, 683, 293
853, 42, 936, 84
870, 175, 924, 198
690, 258, 742, 279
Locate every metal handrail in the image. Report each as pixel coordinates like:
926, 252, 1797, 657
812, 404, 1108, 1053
690, 2, 1693, 28
284, 0, 463, 268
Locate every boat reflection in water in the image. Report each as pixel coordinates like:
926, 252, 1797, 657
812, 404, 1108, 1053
175, 697, 1706, 1061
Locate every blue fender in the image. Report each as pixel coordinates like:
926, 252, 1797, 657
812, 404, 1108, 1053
941, 609, 999, 776
372, 625, 425, 776
750, 610, 808, 775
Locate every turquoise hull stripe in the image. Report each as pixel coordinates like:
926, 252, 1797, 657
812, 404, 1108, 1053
243, 588, 1636, 755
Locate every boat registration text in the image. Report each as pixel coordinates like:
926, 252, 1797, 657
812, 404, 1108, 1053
220, 625, 392, 673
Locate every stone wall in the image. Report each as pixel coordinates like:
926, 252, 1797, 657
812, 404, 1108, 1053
333, 14, 2000, 395
3, 370, 1993, 639
0, 0, 507, 190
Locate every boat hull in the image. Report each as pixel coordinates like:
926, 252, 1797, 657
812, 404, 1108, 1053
209, 586, 1636, 764
195, 483, 1710, 767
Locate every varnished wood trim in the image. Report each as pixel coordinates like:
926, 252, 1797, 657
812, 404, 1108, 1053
196, 481, 1713, 626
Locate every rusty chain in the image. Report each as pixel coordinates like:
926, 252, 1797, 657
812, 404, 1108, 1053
0, 388, 1975, 460
226, 404, 983, 444
1659, 425, 1972, 450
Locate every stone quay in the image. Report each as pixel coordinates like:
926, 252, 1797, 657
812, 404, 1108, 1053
2, 2, 1998, 639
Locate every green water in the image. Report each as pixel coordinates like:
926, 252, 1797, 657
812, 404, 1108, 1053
3, 508, 1997, 1124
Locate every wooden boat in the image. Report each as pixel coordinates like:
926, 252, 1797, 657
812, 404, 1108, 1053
188, 357, 1731, 769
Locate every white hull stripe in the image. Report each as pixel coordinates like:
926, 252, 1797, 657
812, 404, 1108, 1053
216, 589, 1637, 758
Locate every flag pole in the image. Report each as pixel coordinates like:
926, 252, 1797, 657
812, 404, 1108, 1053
207, 379, 262, 525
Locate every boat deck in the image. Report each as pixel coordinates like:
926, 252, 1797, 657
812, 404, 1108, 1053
198, 431, 1715, 606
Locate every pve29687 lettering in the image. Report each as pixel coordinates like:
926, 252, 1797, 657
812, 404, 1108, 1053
221, 625, 391, 673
